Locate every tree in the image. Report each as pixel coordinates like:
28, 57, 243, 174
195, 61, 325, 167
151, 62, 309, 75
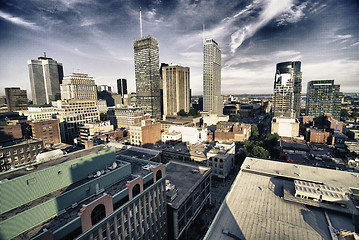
252, 146, 269, 158
188, 108, 200, 116
177, 109, 188, 116
100, 113, 107, 121
250, 124, 259, 140
340, 109, 349, 121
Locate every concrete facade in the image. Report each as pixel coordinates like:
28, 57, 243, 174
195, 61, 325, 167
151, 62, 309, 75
162, 65, 190, 117
134, 36, 161, 119
28, 56, 63, 105
19, 106, 58, 121
60, 73, 97, 101
5, 88, 28, 112
107, 106, 150, 130
207, 142, 235, 179
167, 126, 207, 144
271, 117, 299, 138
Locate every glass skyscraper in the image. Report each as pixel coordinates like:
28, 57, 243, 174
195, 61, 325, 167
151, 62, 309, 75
306, 80, 342, 120
273, 61, 302, 118
203, 39, 222, 115
134, 36, 161, 119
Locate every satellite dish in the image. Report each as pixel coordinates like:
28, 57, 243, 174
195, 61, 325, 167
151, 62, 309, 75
112, 162, 117, 169
96, 171, 101, 177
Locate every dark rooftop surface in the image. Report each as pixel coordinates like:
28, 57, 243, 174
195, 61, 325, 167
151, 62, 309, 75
0, 138, 42, 148
165, 161, 210, 209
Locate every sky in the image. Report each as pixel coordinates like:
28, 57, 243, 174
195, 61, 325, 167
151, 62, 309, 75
0, 0, 358, 98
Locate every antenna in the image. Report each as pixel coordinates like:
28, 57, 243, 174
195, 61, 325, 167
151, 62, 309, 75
44, 52, 47, 58
203, 24, 205, 44
140, 8, 143, 37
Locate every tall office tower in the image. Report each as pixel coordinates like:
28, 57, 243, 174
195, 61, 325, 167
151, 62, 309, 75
203, 39, 222, 115
162, 65, 190, 116
60, 73, 97, 100
273, 61, 302, 118
134, 36, 161, 119
117, 78, 128, 96
28, 56, 63, 105
5, 87, 28, 111
306, 80, 342, 120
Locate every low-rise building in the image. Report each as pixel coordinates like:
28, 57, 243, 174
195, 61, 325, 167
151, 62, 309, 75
271, 117, 299, 138
79, 120, 114, 144
0, 123, 23, 142
161, 131, 182, 143
202, 114, 229, 127
28, 119, 61, 148
215, 121, 251, 143
0, 139, 43, 171
159, 115, 201, 132
166, 161, 211, 240
0, 145, 167, 240
129, 119, 161, 147
207, 142, 235, 179
108, 106, 150, 130
307, 128, 331, 144
18, 106, 58, 121
167, 126, 208, 144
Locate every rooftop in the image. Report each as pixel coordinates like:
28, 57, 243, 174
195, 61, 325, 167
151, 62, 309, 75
0, 138, 42, 148
205, 157, 359, 240
165, 161, 211, 209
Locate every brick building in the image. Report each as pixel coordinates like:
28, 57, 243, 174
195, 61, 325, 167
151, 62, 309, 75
28, 119, 61, 148
215, 122, 251, 143
307, 128, 331, 144
129, 119, 161, 147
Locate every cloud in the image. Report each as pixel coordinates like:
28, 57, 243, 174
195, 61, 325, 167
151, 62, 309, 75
276, 1, 308, 26
0, 10, 42, 30
336, 34, 352, 40
230, 0, 294, 53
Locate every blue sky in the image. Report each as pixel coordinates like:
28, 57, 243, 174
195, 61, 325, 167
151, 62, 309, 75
0, 0, 358, 97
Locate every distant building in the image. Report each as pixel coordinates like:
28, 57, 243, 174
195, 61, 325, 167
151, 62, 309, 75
117, 78, 128, 96
159, 115, 201, 132
0, 145, 167, 239
271, 117, 299, 138
28, 56, 63, 105
134, 36, 161, 119
5, 87, 28, 112
97, 85, 112, 92
215, 122, 251, 143
60, 73, 97, 100
166, 161, 211, 240
207, 142, 235, 179
129, 119, 161, 147
205, 157, 359, 239
203, 39, 223, 115
0, 139, 43, 172
162, 65, 190, 117
202, 114, 229, 127
107, 106, 150, 130
306, 80, 342, 120
28, 119, 61, 148
18, 106, 58, 121
0, 123, 23, 142
79, 120, 114, 144
167, 126, 208, 144
54, 99, 99, 143
307, 128, 331, 144
273, 61, 302, 118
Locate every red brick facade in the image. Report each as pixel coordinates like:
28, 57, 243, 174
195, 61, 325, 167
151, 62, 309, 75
29, 119, 61, 148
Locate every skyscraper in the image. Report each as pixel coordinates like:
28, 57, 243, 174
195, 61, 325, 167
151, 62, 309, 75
28, 56, 63, 105
306, 80, 342, 120
203, 39, 222, 115
117, 78, 128, 96
5, 87, 28, 111
60, 73, 97, 100
162, 65, 190, 116
134, 36, 161, 119
273, 61, 302, 118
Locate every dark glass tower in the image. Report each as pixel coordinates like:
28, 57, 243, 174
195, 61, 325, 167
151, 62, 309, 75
117, 79, 128, 96
273, 61, 302, 118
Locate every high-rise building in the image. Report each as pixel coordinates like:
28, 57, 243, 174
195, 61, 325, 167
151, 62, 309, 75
273, 61, 302, 118
5, 87, 28, 111
60, 73, 97, 100
97, 85, 112, 92
117, 78, 128, 96
162, 65, 190, 117
203, 39, 222, 115
306, 80, 342, 120
134, 36, 161, 119
28, 56, 63, 105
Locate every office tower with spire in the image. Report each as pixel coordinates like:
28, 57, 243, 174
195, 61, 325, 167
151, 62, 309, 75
273, 61, 302, 118
203, 39, 222, 115
134, 36, 161, 119
162, 65, 190, 116
306, 80, 342, 120
28, 55, 63, 105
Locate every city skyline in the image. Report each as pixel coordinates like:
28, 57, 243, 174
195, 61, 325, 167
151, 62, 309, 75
0, 0, 358, 97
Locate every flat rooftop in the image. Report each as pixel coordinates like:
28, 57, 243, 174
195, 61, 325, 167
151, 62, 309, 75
205, 157, 359, 240
0, 145, 106, 181
0, 138, 41, 148
152, 142, 210, 161
10, 148, 159, 239
165, 161, 210, 209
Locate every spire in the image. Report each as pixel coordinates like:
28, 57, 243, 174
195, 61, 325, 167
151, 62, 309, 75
140, 8, 143, 37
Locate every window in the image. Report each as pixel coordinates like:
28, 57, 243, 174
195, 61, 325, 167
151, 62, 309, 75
132, 184, 141, 198
156, 170, 162, 181
91, 204, 106, 226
